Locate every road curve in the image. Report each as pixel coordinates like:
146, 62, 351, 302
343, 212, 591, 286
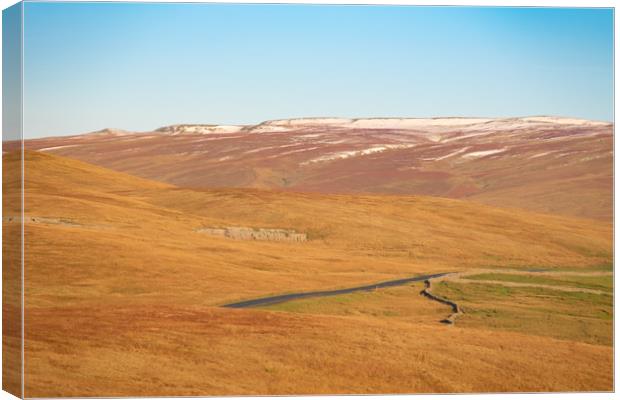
222, 272, 451, 308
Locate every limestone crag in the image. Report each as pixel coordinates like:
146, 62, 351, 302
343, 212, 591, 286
197, 226, 307, 242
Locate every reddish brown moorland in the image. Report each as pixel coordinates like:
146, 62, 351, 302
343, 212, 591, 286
9, 116, 612, 220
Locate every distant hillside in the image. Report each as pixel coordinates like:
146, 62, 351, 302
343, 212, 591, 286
7, 116, 612, 220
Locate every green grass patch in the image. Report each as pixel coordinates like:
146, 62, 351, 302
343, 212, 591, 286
258, 283, 444, 321
463, 273, 612, 293
433, 280, 612, 346
477, 262, 613, 273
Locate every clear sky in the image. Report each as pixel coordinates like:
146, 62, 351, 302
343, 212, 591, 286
20, 3, 614, 138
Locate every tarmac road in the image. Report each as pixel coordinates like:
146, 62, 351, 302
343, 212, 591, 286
222, 272, 451, 308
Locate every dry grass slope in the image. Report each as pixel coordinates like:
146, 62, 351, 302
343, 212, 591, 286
2, 151, 612, 396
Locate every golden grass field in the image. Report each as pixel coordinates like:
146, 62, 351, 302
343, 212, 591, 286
2, 150, 614, 396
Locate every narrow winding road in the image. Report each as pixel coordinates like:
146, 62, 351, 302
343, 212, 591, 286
222, 272, 451, 308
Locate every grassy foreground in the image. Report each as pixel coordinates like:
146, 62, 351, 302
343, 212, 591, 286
258, 270, 613, 346
2, 151, 613, 395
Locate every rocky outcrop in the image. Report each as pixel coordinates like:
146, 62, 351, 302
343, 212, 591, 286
3, 216, 81, 226
197, 226, 307, 242
155, 124, 244, 135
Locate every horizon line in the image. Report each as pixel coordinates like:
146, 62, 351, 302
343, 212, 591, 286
13, 114, 615, 141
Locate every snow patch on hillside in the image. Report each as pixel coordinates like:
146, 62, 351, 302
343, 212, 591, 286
348, 118, 493, 129
434, 147, 471, 161
302, 144, 415, 164
215, 116, 611, 135
39, 144, 80, 152
462, 148, 507, 159
268, 146, 321, 158
529, 151, 555, 159
157, 125, 244, 135
521, 116, 610, 126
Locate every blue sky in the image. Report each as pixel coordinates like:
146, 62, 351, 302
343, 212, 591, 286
19, 3, 614, 138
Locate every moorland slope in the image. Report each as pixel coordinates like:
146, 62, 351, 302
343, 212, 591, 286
2, 151, 612, 395
9, 116, 612, 220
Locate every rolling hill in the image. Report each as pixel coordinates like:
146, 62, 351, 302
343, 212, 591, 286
2, 150, 612, 395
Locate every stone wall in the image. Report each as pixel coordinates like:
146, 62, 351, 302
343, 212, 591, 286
420, 279, 463, 325
197, 226, 307, 242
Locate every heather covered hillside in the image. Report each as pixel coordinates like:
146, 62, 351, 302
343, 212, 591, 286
11, 116, 612, 220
